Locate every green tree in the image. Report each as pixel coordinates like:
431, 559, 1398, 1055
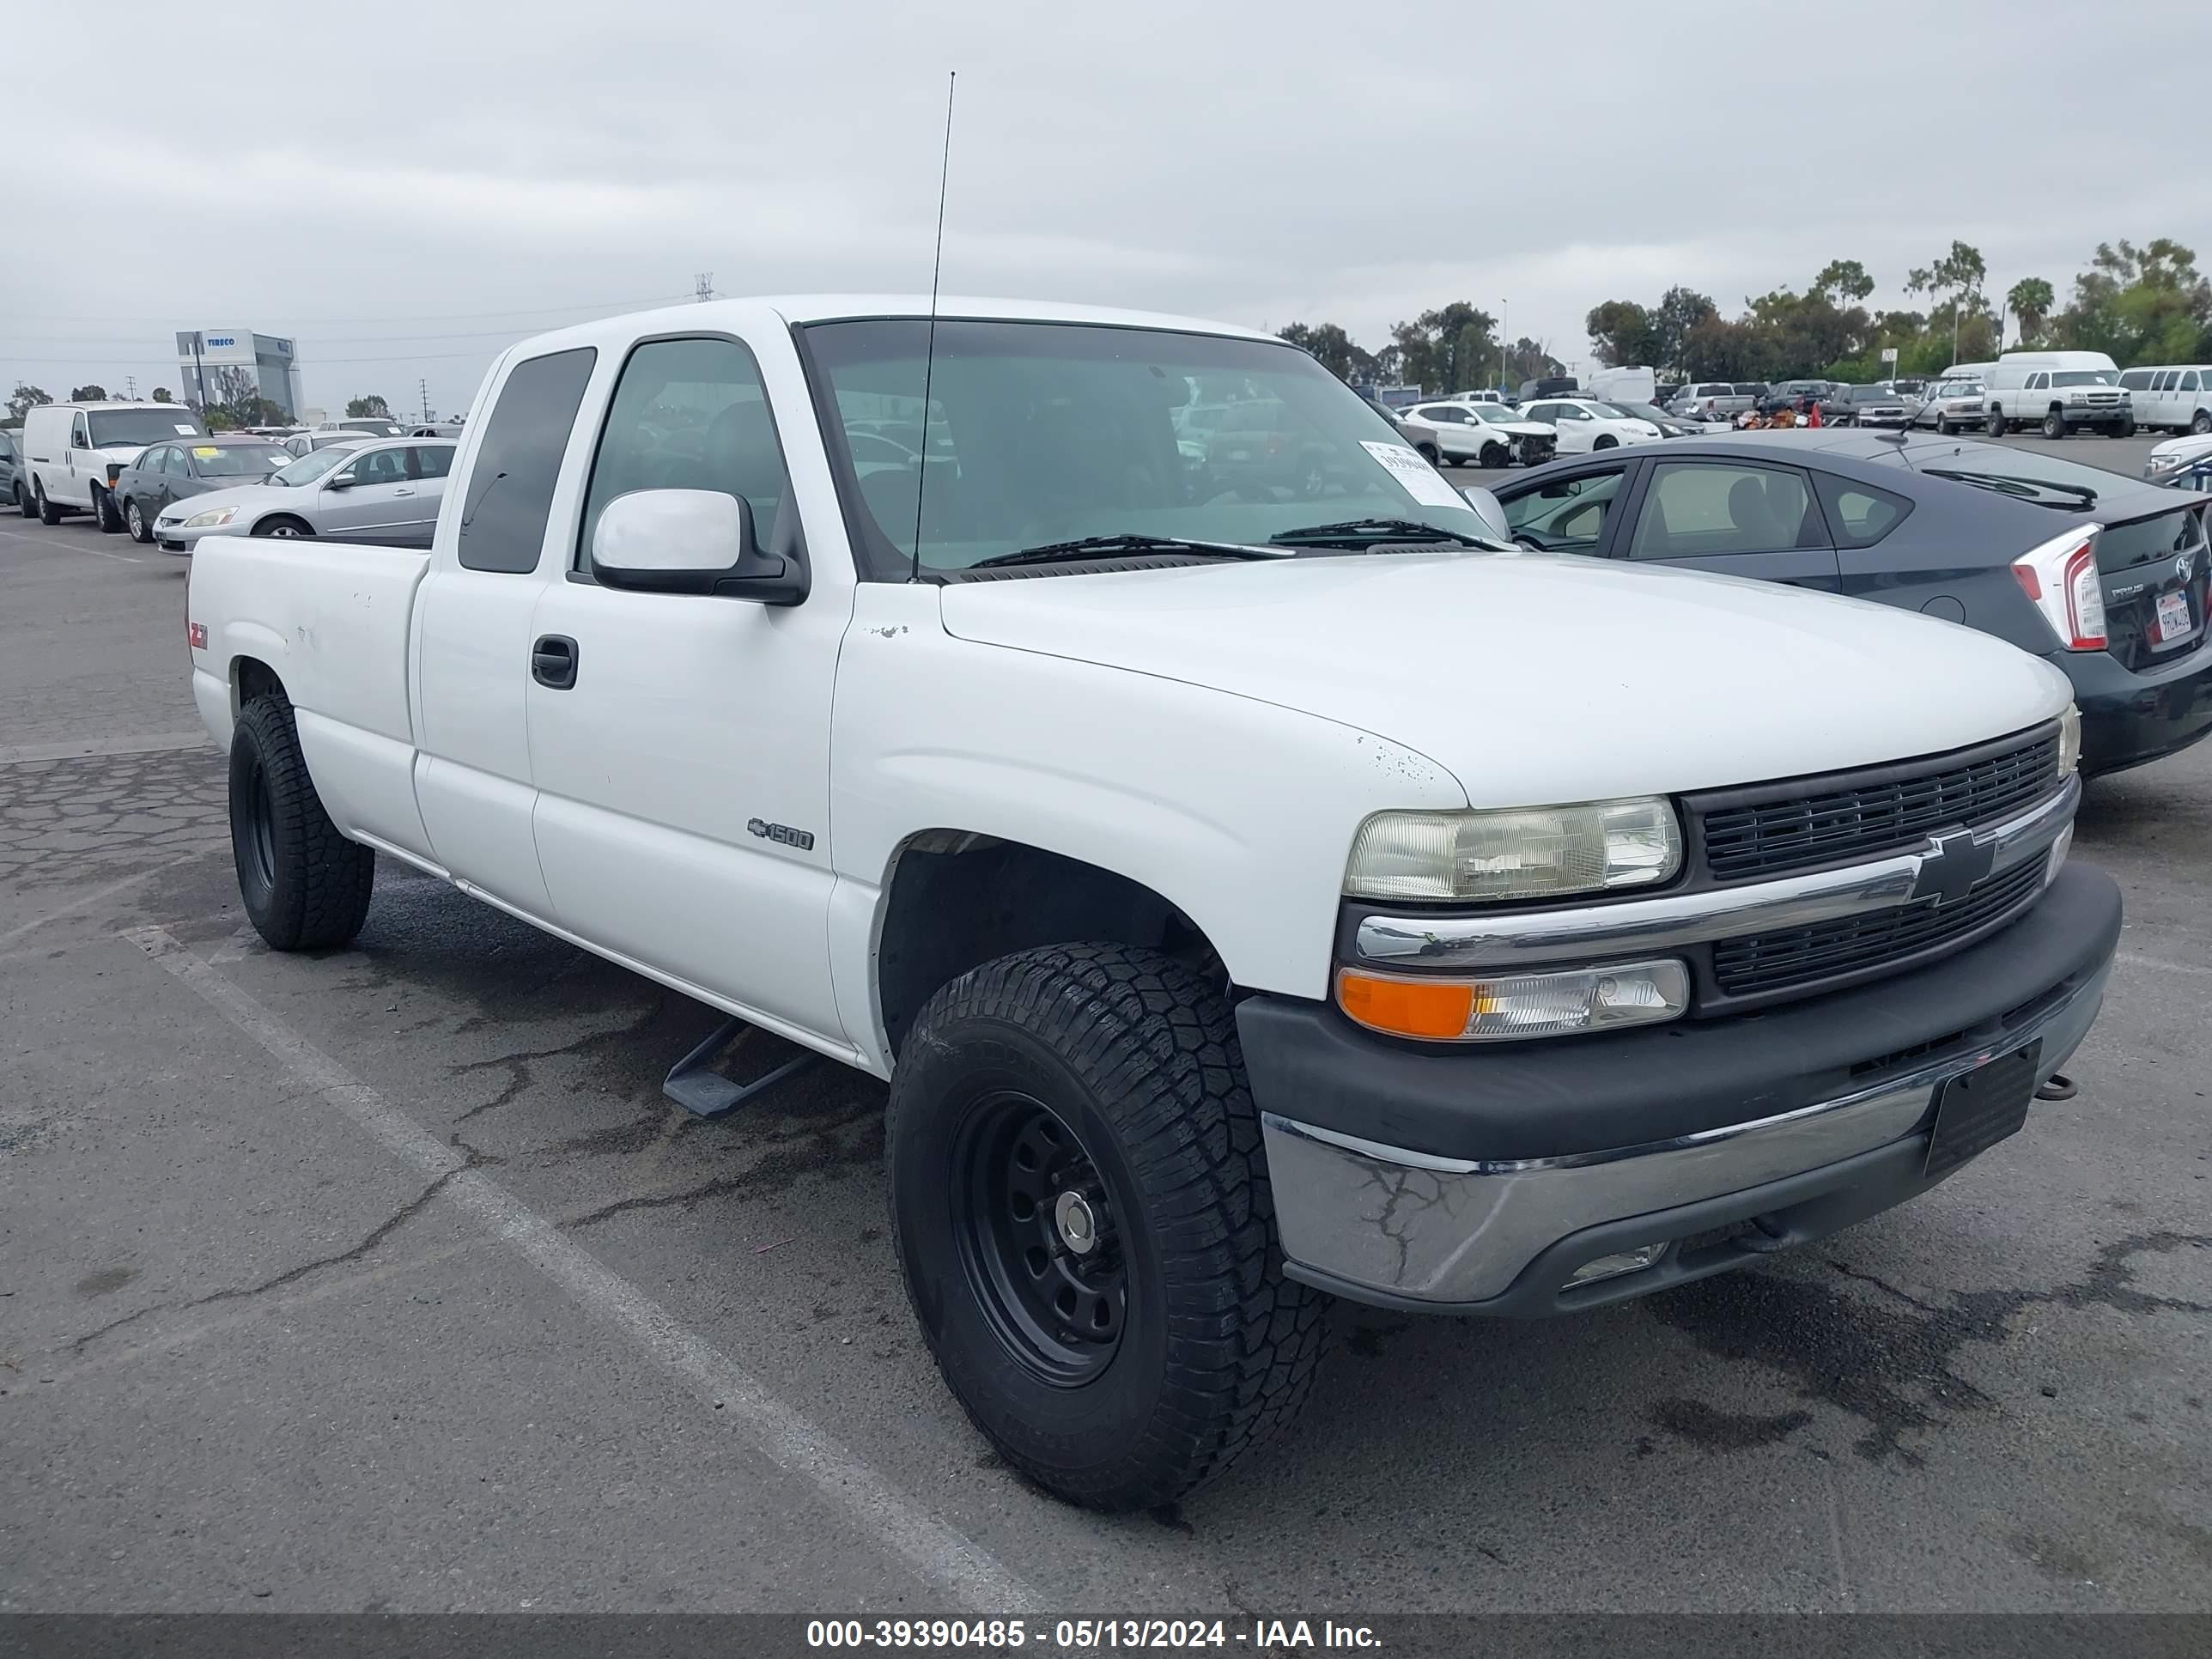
2053, 239, 2212, 364
152, 386, 173, 403
1584, 300, 1661, 368
1388, 302, 1496, 393
1812, 260, 1875, 304
2006, 277, 2055, 345
8, 383, 51, 422
1277, 322, 1373, 383
1650, 287, 1718, 376
1500, 337, 1564, 386
346, 393, 392, 419
70, 383, 110, 401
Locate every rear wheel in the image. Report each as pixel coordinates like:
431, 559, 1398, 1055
125, 499, 152, 543
888, 944, 1327, 1510
1593, 434, 1619, 450
229, 693, 376, 951
2043, 408, 2066, 440
2192, 410, 2210, 435
1415, 443, 1440, 465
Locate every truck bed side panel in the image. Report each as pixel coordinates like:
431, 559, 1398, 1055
189, 535, 435, 860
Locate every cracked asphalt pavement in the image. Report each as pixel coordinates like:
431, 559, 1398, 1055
3, 508, 2209, 1614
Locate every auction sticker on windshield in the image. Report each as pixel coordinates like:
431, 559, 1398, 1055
1361, 441, 1472, 510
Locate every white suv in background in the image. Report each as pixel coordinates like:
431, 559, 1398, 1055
20, 401, 208, 529
2118, 366, 2212, 434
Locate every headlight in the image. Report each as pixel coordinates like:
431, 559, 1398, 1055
1336, 959, 1689, 1042
1345, 798, 1681, 902
184, 506, 239, 528
2058, 704, 2081, 776
2146, 454, 2185, 477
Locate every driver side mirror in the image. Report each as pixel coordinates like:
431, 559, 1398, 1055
589, 488, 808, 605
1459, 485, 1511, 542
326, 469, 356, 489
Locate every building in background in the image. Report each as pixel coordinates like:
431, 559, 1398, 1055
174, 330, 302, 421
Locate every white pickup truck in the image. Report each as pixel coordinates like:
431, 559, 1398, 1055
185, 295, 2121, 1510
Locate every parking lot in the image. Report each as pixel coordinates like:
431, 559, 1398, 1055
3, 430, 2208, 1619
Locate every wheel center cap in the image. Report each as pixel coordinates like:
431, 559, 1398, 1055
1053, 1191, 1098, 1256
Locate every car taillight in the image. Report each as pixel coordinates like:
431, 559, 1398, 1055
2012, 526, 2107, 650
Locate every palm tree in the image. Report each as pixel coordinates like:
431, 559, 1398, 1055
2007, 278, 2055, 347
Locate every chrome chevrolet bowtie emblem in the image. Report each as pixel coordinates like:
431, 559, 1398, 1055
1912, 829, 1995, 907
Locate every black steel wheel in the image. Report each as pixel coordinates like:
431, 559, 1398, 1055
951, 1090, 1125, 1385
889, 943, 1327, 1510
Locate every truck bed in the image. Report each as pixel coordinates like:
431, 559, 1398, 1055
189, 535, 434, 860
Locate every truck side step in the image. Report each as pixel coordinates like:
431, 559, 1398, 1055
662, 1015, 818, 1118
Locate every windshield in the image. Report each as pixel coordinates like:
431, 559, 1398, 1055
270, 445, 359, 487
1471, 404, 1520, 424
193, 443, 289, 477
803, 319, 1480, 575
2051, 370, 2116, 387
1613, 402, 1670, 423
342, 420, 406, 435
1942, 381, 1984, 397
1849, 386, 1892, 402
88, 409, 204, 447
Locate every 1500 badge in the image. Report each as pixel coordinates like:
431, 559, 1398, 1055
747, 818, 815, 851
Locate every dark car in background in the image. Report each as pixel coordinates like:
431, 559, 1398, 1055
1, 428, 26, 515
110, 435, 291, 543
1832, 384, 1911, 427
1490, 431, 2212, 775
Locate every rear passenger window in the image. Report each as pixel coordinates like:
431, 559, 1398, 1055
411, 445, 454, 479
1813, 471, 1914, 550
578, 335, 789, 568
458, 347, 598, 574
1630, 463, 1814, 557
2184, 372, 2202, 392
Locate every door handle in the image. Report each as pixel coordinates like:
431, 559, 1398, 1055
531, 635, 579, 690
392, 487, 415, 496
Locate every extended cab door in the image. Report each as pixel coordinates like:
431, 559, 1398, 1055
1617, 456, 1840, 589
523, 326, 847, 1041
410, 347, 600, 914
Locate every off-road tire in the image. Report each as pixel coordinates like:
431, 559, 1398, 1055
888, 943, 1328, 1511
229, 692, 375, 951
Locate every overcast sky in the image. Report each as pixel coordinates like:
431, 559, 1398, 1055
8, 3, 2206, 418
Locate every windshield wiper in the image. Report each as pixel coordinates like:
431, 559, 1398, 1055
969, 533, 1291, 569
1923, 469, 2099, 509
1268, 516, 1499, 550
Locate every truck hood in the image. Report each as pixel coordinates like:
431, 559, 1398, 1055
938, 550, 2073, 805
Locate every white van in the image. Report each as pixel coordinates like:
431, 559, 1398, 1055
1982, 356, 2132, 438
21, 401, 207, 529
1937, 360, 1997, 383
2117, 365, 2212, 435
1586, 365, 1656, 405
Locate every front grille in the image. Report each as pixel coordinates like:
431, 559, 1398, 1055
1712, 857, 2046, 999
1697, 730, 2060, 881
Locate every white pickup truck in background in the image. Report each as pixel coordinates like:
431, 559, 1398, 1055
185, 295, 2121, 1510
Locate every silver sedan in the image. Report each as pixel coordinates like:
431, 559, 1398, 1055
154, 437, 456, 554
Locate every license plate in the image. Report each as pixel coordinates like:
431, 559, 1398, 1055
2155, 589, 2194, 644
1925, 1041, 2040, 1178
1228, 449, 1249, 461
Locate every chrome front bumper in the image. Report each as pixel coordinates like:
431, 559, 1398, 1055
1261, 959, 2106, 1311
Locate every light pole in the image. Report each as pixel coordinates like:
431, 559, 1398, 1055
1498, 298, 1510, 388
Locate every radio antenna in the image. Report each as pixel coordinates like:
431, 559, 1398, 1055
910, 70, 956, 583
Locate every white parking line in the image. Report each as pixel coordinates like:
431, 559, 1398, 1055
0, 731, 210, 765
2117, 951, 2212, 980
0, 523, 142, 561
125, 923, 1042, 1613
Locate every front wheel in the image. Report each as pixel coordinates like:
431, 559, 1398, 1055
125, 499, 153, 543
1415, 443, 1440, 465
1593, 434, 1618, 450
229, 693, 376, 951
1937, 419, 1956, 436
36, 482, 60, 526
1987, 410, 2007, 436
2193, 410, 2211, 435
888, 944, 1327, 1511
2043, 409, 2066, 440
93, 486, 122, 533
1479, 441, 1508, 469
2113, 419, 2136, 438
253, 515, 313, 538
